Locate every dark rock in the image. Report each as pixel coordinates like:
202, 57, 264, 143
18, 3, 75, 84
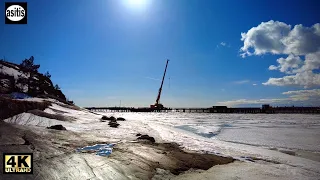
108, 122, 120, 128
0, 59, 67, 101
117, 117, 126, 121
0, 78, 14, 94
47, 125, 67, 130
137, 135, 155, 143
110, 120, 117, 124
101, 116, 118, 122
101, 116, 109, 120
136, 133, 142, 136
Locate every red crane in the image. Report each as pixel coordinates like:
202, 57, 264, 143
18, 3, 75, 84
150, 59, 169, 109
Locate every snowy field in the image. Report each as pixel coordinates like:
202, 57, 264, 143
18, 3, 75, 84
97, 112, 320, 178
4, 104, 320, 179
98, 112, 320, 153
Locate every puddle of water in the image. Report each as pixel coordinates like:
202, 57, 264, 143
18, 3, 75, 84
76, 144, 115, 156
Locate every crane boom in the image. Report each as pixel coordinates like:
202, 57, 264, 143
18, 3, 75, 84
155, 59, 169, 107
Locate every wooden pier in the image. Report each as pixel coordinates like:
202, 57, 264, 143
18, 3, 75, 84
85, 105, 320, 114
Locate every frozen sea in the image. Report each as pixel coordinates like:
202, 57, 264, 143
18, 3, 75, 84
6, 104, 320, 179
102, 112, 320, 155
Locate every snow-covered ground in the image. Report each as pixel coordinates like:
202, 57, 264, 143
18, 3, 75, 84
0, 64, 28, 79
4, 103, 320, 179
95, 112, 320, 179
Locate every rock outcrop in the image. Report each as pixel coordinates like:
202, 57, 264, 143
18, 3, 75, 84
0, 59, 66, 101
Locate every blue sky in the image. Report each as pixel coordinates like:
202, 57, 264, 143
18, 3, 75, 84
1, 0, 319, 107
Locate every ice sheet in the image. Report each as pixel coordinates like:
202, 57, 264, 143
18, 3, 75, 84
4, 102, 320, 178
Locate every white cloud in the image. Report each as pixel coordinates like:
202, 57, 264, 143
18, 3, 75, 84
240, 21, 320, 57
234, 80, 250, 84
263, 71, 320, 88
268, 65, 279, 70
282, 24, 320, 55
282, 89, 320, 101
297, 51, 320, 73
217, 89, 320, 106
240, 21, 291, 57
263, 52, 320, 88
252, 83, 257, 86
269, 54, 302, 74
240, 20, 320, 88
217, 42, 230, 48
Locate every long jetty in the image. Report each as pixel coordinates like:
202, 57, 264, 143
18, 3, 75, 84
85, 105, 320, 114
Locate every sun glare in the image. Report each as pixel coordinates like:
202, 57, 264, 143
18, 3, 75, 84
128, 0, 146, 6
124, 0, 150, 10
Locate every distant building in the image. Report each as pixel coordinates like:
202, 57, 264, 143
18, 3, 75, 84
272, 106, 320, 114
208, 104, 320, 114
209, 106, 228, 113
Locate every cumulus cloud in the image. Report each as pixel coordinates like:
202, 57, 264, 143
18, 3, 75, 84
269, 54, 302, 73
217, 89, 320, 106
297, 51, 320, 73
240, 21, 320, 57
220, 42, 226, 46
282, 89, 320, 101
263, 71, 320, 88
268, 65, 279, 70
263, 52, 320, 88
240, 20, 320, 88
282, 24, 320, 55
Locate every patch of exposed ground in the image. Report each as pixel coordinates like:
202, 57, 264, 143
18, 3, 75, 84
0, 97, 51, 120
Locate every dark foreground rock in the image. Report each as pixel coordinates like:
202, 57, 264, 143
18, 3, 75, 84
108, 121, 120, 128
101, 116, 109, 120
47, 125, 67, 130
137, 134, 156, 143
117, 117, 126, 121
101, 116, 117, 121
